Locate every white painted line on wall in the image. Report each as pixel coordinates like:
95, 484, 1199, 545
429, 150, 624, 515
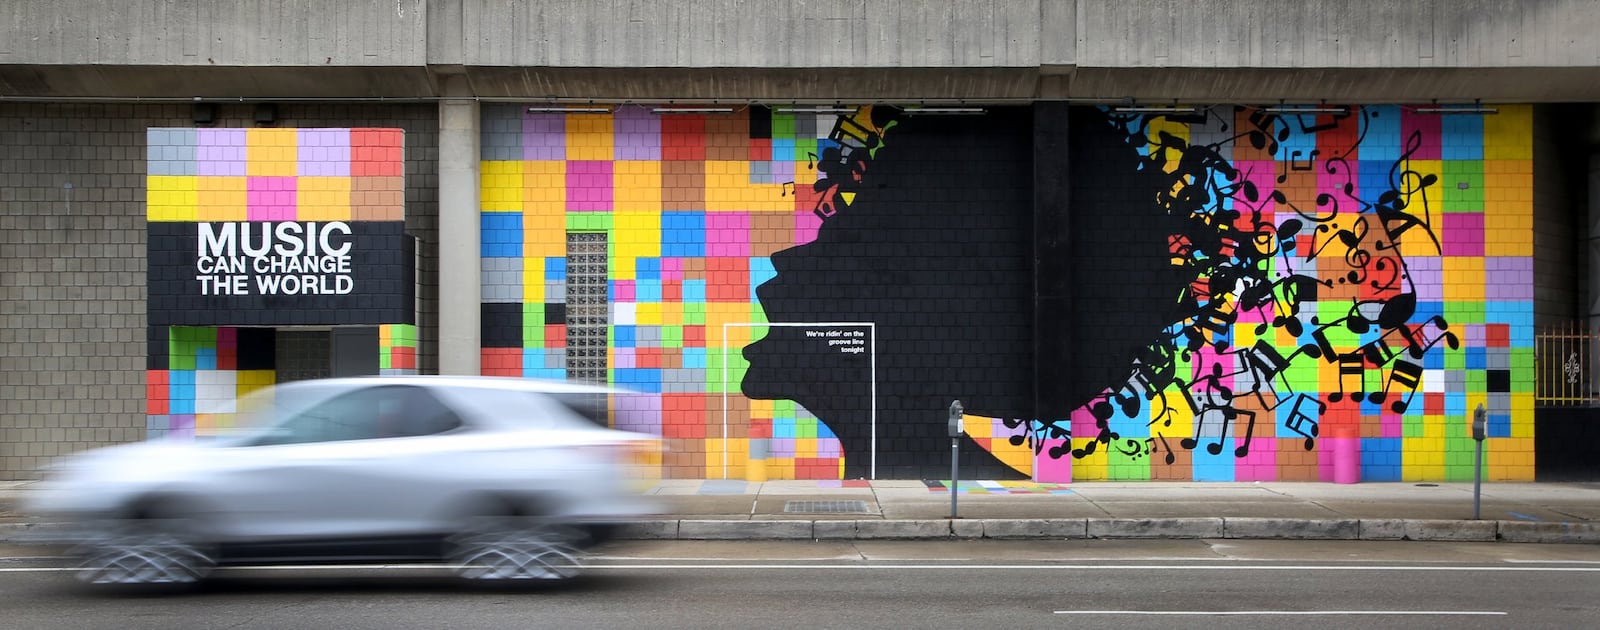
720, 322, 877, 479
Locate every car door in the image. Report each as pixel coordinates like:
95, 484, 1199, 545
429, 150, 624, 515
205, 384, 469, 541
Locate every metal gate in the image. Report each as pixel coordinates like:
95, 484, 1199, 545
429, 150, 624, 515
1536, 321, 1597, 406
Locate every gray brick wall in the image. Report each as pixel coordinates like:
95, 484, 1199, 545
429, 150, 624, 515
0, 102, 439, 480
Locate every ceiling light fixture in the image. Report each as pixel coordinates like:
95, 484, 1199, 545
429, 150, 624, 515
900, 106, 986, 115
651, 107, 737, 114
774, 106, 857, 114
1261, 106, 1350, 114
526, 106, 613, 114
1414, 105, 1499, 115
1111, 105, 1198, 114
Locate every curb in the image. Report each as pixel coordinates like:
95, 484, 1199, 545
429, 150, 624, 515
6, 518, 1599, 545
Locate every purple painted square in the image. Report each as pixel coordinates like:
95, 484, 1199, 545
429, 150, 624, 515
524, 114, 566, 161
198, 129, 249, 177
613, 107, 661, 161
298, 129, 350, 176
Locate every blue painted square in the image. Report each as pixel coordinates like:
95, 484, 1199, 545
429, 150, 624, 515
683, 347, 707, 369
1489, 413, 1511, 438
773, 138, 796, 161
1361, 106, 1403, 163
635, 257, 660, 280
636, 279, 662, 303
662, 211, 706, 257
545, 257, 566, 279
614, 326, 635, 347
195, 349, 217, 371
1466, 347, 1486, 370
683, 279, 706, 303
480, 213, 522, 258
616, 369, 662, 393
528, 367, 566, 381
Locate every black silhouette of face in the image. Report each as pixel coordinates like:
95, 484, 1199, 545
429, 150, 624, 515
742, 107, 1183, 479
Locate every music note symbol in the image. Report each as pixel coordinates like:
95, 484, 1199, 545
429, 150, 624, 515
1232, 409, 1257, 457
1374, 359, 1424, 413
780, 182, 794, 197
1284, 394, 1323, 451
1327, 352, 1366, 402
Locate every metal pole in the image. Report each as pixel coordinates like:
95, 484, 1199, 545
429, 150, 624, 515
950, 437, 959, 519
1474, 439, 1484, 520
1472, 403, 1486, 520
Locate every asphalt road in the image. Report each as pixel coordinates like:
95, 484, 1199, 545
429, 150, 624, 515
3, 539, 1598, 629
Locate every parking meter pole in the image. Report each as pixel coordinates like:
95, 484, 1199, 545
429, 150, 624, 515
1472, 403, 1487, 520
950, 437, 959, 519
948, 400, 964, 520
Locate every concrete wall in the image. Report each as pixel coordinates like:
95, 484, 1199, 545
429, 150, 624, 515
4, 1, 1599, 101
0, 103, 439, 479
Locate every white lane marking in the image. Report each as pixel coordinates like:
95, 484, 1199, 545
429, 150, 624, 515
1055, 610, 1507, 616
1504, 559, 1600, 564
582, 564, 1600, 572
2, 563, 1599, 574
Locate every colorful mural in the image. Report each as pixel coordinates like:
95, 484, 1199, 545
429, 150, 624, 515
478, 105, 863, 479
478, 104, 1534, 482
1020, 106, 1535, 482
145, 128, 414, 434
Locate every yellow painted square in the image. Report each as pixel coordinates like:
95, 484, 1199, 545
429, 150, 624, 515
246, 129, 298, 176
522, 210, 566, 258
565, 114, 614, 161
660, 305, 683, 327
192, 177, 246, 222
480, 161, 525, 212
1441, 257, 1486, 301
1483, 105, 1533, 159
614, 161, 662, 212
635, 302, 662, 326
521, 257, 546, 303
296, 176, 351, 222
523, 160, 566, 214
614, 211, 661, 260
1070, 438, 1108, 480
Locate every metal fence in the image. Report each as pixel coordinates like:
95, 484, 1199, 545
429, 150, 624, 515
1536, 321, 1597, 406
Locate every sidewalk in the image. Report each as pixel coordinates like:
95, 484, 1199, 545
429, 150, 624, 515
5, 479, 1599, 544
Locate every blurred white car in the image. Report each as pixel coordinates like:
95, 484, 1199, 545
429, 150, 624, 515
26, 376, 661, 586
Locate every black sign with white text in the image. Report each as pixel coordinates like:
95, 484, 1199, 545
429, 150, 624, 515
148, 221, 414, 326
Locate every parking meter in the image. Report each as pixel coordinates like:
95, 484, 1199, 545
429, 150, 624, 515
948, 400, 964, 518
1471, 404, 1487, 441
1471, 403, 1486, 519
948, 400, 965, 437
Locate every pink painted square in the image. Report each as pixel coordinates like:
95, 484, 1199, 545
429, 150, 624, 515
706, 213, 750, 257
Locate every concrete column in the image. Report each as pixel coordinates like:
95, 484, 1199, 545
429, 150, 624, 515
1587, 106, 1600, 397
438, 78, 481, 375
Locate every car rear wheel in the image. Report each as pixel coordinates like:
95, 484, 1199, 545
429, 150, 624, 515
446, 517, 589, 581
72, 519, 216, 586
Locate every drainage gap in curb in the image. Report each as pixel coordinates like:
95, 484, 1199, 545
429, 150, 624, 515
784, 500, 871, 514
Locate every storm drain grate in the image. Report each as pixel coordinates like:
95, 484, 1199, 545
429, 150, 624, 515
783, 500, 871, 514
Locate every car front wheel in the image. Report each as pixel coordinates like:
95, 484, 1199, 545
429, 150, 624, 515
71, 519, 216, 586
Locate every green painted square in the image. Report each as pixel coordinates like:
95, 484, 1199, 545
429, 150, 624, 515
566, 215, 612, 232
771, 115, 796, 138
662, 326, 682, 348
1106, 451, 1152, 480
1444, 465, 1475, 482
1281, 360, 1320, 394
